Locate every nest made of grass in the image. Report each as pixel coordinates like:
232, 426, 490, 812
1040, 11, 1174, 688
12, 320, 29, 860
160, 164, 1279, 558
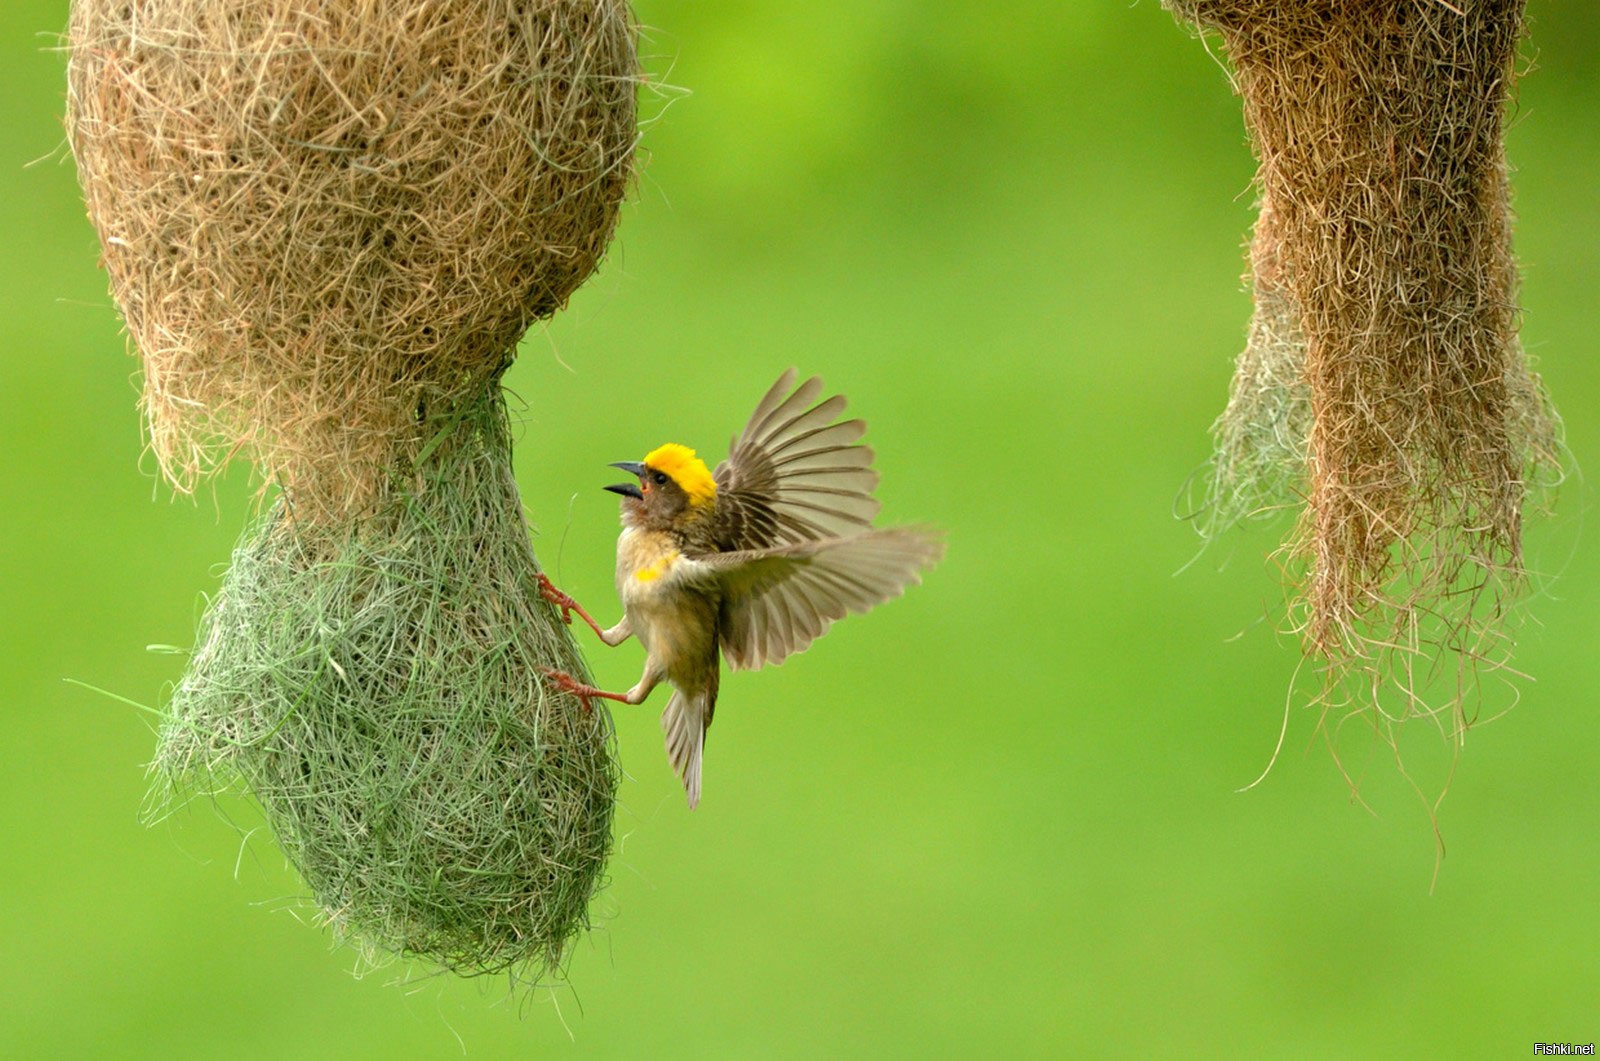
1170, 0, 1561, 729
67, 0, 639, 521
148, 385, 617, 979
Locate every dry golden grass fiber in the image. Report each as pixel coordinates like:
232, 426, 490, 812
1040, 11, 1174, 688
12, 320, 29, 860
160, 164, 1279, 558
147, 384, 618, 979
67, 0, 638, 522
1170, 0, 1559, 737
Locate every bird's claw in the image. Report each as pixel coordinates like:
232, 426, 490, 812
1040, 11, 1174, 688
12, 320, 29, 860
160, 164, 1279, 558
536, 572, 576, 625
539, 666, 594, 715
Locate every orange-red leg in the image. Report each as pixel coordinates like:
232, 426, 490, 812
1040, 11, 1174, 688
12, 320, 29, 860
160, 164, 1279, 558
536, 572, 607, 640
540, 666, 632, 715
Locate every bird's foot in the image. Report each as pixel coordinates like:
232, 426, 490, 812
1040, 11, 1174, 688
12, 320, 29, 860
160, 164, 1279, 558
540, 667, 629, 715
536, 573, 579, 625
536, 573, 609, 639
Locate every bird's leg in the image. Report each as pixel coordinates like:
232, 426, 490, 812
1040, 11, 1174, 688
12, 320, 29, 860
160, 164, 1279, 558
540, 666, 659, 716
536, 572, 630, 644
539, 668, 629, 714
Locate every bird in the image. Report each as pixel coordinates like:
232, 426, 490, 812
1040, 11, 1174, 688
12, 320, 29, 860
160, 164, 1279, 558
537, 368, 943, 809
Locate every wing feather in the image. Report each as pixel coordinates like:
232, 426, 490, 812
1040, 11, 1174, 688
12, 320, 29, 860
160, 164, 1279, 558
742, 371, 822, 441
773, 444, 875, 470
712, 371, 885, 550
766, 418, 867, 457
704, 526, 945, 670
760, 395, 852, 446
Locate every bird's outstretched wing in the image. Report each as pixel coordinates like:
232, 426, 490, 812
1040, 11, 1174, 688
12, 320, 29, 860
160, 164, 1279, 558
711, 369, 882, 551
697, 527, 945, 670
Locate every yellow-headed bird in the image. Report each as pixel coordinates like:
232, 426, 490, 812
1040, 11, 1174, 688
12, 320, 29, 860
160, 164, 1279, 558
539, 369, 943, 808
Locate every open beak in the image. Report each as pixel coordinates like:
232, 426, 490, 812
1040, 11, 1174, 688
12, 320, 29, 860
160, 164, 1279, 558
604, 461, 645, 500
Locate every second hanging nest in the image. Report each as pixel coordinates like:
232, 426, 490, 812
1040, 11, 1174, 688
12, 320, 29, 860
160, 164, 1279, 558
1171, 0, 1561, 725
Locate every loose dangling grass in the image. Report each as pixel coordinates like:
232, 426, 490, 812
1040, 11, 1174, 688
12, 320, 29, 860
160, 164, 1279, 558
1188, 197, 1312, 539
1168, 0, 1563, 785
146, 385, 619, 980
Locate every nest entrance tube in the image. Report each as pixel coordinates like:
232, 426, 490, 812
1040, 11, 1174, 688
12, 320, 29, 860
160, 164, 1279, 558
1170, 2, 1560, 741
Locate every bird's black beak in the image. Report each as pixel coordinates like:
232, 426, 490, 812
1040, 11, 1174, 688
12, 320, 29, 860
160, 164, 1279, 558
605, 461, 646, 500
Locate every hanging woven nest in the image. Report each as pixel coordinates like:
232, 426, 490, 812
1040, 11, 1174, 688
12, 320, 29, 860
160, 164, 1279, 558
68, 0, 640, 980
1170, 0, 1560, 729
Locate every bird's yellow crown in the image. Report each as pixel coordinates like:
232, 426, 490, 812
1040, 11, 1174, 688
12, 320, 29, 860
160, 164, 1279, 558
645, 443, 717, 507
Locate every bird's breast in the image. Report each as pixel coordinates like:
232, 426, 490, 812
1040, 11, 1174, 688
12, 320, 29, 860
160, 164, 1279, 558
616, 528, 685, 599
615, 528, 720, 678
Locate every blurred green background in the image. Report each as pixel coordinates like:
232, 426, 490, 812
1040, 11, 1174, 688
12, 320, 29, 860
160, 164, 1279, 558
4, 0, 1597, 1054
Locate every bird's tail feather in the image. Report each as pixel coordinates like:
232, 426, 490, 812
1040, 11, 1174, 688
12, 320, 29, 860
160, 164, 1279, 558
661, 688, 710, 809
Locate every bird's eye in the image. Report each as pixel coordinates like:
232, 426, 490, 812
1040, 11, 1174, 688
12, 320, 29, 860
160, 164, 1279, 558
652, 471, 668, 486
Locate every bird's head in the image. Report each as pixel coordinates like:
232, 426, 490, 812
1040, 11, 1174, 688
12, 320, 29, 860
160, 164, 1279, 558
606, 442, 717, 530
